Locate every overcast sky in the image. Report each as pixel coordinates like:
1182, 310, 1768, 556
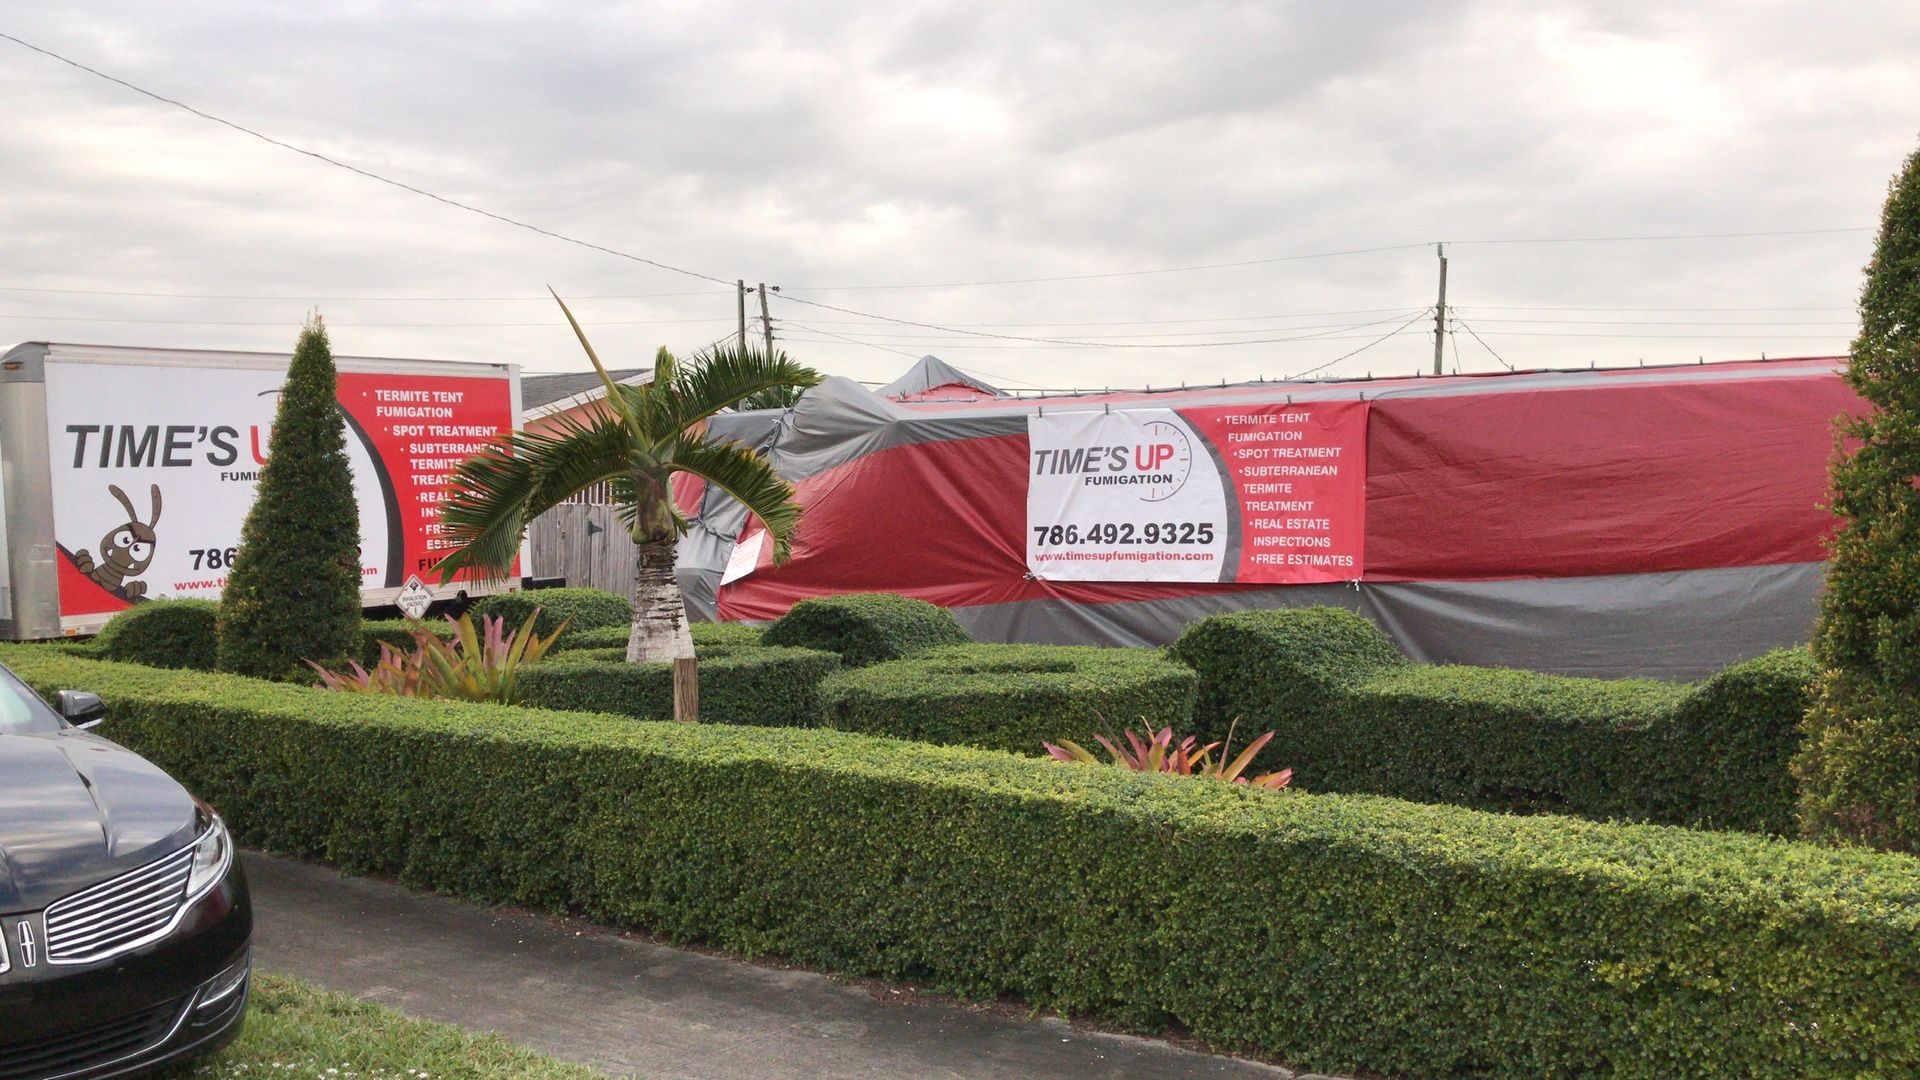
3, 2, 1917, 391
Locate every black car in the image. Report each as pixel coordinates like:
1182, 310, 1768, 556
0, 661, 251, 1079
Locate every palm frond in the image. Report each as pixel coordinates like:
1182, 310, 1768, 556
736, 383, 808, 412
669, 341, 822, 427
515, 409, 649, 509
550, 288, 643, 440
433, 412, 638, 581
430, 436, 534, 583
665, 433, 805, 563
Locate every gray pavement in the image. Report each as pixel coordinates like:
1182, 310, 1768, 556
244, 852, 1324, 1080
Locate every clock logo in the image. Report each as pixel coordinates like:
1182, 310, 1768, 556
1136, 420, 1193, 502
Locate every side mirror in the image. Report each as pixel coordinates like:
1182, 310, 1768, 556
55, 690, 107, 730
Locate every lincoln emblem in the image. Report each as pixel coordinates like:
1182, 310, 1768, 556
16, 919, 38, 968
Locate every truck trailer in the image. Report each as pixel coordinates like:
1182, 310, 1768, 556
0, 341, 523, 639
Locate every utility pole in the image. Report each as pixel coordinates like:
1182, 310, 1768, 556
1432, 244, 1449, 376
758, 282, 775, 359
736, 280, 748, 350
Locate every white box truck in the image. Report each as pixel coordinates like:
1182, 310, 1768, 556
0, 341, 524, 639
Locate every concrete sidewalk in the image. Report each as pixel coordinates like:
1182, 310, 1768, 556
244, 852, 1324, 1080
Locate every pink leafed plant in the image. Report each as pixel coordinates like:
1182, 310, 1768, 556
1044, 720, 1294, 789
308, 609, 568, 704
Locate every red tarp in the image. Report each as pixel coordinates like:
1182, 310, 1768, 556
719, 360, 1860, 622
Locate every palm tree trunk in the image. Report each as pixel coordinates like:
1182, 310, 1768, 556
627, 539, 694, 663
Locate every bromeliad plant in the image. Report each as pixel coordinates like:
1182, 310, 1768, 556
307, 610, 568, 704
1044, 721, 1295, 789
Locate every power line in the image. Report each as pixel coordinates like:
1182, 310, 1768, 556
0, 312, 734, 328
1452, 317, 1514, 371
778, 293, 1428, 349
1450, 227, 1867, 246
767, 313, 1432, 343
776, 229, 1868, 293
1466, 316, 1860, 327
778, 327, 1435, 351
780, 320, 921, 359
781, 244, 1435, 291
1457, 304, 1854, 313
782, 306, 1420, 328
0, 284, 725, 302
0, 31, 739, 291
1285, 312, 1434, 380
947, 364, 1055, 391
1468, 329, 1849, 340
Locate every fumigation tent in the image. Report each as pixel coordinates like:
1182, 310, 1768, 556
676, 354, 1859, 680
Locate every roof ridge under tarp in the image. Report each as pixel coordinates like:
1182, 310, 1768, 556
876, 355, 1006, 400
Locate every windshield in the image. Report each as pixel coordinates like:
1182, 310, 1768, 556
0, 663, 66, 735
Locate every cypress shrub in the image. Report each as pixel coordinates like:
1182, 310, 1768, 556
1795, 142, 1920, 851
762, 593, 969, 666
216, 318, 362, 679
91, 598, 220, 670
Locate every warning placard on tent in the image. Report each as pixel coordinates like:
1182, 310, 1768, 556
1025, 403, 1366, 583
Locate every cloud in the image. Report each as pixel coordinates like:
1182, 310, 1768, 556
0, 0, 1915, 388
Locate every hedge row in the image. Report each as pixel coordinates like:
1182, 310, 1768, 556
550, 621, 766, 654
1170, 608, 1819, 834
7, 645, 1919, 1078
818, 644, 1196, 755
517, 646, 840, 728
364, 605, 762, 663
359, 617, 454, 661
470, 587, 632, 639
86, 598, 221, 670
761, 593, 969, 666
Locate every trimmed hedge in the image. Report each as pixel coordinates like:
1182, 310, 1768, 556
1170, 608, 1817, 834
517, 646, 840, 729
552, 621, 765, 654
762, 593, 968, 666
1658, 648, 1821, 833
360, 618, 453, 662
470, 588, 631, 639
1171, 607, 1407, 724
90, 599, 220, 670
1330, 663, 1686, 819
6, 645, 1919, 1078
818, 644, 1197, 755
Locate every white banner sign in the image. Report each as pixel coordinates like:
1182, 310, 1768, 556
1026, 402, 1368, 584
1025, 408, 1231, 582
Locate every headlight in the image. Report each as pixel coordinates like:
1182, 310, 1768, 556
184, 813, 233, 904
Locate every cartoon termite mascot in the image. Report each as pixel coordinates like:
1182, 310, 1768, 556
72, 484, 162, 600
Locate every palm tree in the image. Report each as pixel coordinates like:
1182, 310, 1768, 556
434, 292, 821, 663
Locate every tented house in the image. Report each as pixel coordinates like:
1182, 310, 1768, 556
675, 354, 1859, 680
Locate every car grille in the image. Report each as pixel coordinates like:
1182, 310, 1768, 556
43, 845, 194, 965
0, 995, 184, 1080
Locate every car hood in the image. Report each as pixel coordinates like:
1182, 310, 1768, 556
0, 731, 200, 913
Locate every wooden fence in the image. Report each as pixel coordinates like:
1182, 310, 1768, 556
529, 503, 634, 596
